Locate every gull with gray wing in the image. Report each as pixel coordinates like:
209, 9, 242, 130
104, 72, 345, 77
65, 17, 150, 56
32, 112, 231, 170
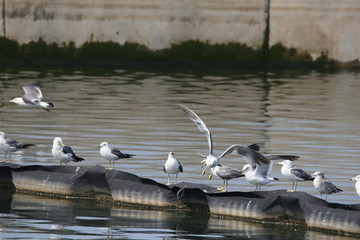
9, 83, 54, 111
98, 142, 135, 169
0, 132, 35, 162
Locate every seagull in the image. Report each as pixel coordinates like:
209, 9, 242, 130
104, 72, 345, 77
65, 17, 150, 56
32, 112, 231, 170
312, 171, 343, 200
179, 104, 299, 181
52, 137, 84, 165
217, 144, 299, 191
179, 104, 263, 178
240, 163, 279, 191
9, 83, 55, 111
163, 152, 183, 185
211, 164, 244, 192
0, 132, 35, 162
350, 175, 360, 196
98, 142, 135, 169
277, 160, 313, 192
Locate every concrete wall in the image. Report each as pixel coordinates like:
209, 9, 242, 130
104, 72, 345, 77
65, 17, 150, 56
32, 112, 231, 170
271, 0, 360, 62
1, 0, 265, 50
1, 0, 359, 62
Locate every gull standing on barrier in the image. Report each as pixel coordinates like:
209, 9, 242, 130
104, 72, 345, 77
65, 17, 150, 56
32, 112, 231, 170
312, 171, 342, 200
163, 151, 183, 185
52, 137, 84, 165
98, 142, 135, 169
277, 160, 313, 192
0, 132, 35, 162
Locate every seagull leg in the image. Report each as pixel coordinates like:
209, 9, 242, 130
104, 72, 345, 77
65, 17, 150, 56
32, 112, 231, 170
166, 174, 171, 186
287, 181, 296, 192
222, 180, 228, 192
217, 180, 225, 191
201, 166, 207, 175
208, 173, 213, 180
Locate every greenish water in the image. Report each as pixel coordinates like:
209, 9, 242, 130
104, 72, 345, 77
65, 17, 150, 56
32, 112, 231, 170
0, 68, 360, 239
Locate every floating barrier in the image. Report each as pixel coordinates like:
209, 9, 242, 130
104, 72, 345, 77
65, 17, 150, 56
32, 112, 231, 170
0, 163, 359, 236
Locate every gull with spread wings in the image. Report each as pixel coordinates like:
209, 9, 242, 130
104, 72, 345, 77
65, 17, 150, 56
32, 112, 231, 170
9, 83, 55, 111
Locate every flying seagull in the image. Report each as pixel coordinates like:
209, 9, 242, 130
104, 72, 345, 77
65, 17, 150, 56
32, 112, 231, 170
163, 151, 183, 185
179, 104, 299, 183
98, 142, 135, 169
312, 171, 343, 200
0, 132, 35, 162
52, 137, 84, 165
277, 160, 313, 192
9, 83, 55, 111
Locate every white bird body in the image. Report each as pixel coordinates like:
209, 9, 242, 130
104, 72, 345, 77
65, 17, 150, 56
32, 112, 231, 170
52, 137, 84, 165
241, 164, 278, 191
0, 132, 34, 161
9, 84, 54, 111
350, 175, 360, 196
312, 171, 342, 199
277, 160, 313, 191
98, 142, 134, 169
163, 152, 183, 185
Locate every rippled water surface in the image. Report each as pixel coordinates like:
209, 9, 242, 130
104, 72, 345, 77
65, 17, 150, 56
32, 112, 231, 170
1, 68, 360, 239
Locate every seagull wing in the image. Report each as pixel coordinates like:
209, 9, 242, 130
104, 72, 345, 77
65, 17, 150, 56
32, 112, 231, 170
218, 144, 270, 166
22, 84, 43, 103
290, 168, 312, 180
216, 165, 243, 180
62, 145, 76, 156
179, 104, 213, 155
111, 148, 134, 158
266, 155, 299, 161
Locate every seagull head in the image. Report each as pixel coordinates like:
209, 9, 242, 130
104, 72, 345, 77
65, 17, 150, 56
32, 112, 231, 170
350, 175, 360, 182
9, 97, 23, 105
53, 137, 64, 147
98, 142, 109, 149
168, 151, 176, 159
277, 160, 293, 167
311, 171, 324, 179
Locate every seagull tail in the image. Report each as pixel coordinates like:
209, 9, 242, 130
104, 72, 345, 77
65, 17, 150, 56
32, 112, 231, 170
124, 153, 135, 158
73, 156, 85, 162
21, 143, 35, 149
336, 187, 343, 193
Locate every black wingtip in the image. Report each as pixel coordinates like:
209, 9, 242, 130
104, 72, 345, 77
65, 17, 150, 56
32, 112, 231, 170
74, 156, 85, 162
247, 143, 260, 151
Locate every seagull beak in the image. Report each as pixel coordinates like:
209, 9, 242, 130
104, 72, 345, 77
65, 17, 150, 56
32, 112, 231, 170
350, 177, 356, 181
97, 145, 101, 149
60, 143, 65, 147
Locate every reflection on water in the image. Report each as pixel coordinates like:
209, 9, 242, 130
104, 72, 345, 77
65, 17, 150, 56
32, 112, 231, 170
1, 68, 360, 239
1, 190, 357, 240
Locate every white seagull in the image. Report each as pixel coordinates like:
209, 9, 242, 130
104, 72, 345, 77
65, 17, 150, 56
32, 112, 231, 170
98, 142, 135, 169
52, 137, 84, 165
179, 104, 299, 184
9, 83, 55, 111
179, 104, 262, 178
211, 164, 244, 192
350, 175, 360, 197
218, 144, 299, 191
0, 132, 35, 162
163, 152, 183, 185
312, 171, 343, 200
277, 160, 313, 192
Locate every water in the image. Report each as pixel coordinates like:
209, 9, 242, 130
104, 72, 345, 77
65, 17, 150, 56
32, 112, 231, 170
0, 68, 360, 239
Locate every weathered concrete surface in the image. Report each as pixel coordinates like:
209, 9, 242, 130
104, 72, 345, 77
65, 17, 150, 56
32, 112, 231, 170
270, 0, 360, 62
1, 0, 265, 49
1, 0, 359, 63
